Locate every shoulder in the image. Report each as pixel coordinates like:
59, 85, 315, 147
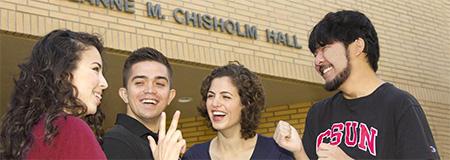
376, 83, 416, 101
255, 134, 279, 148
103, 124, 144, 146
102, 124, 152, 159
376, 83, 420, 110
255, 134, 283, 149
53, 115, 94, 137
307, 92, 340, 115
51, 115, 106, 159
53, 115, 95, 137
104, 124, 131, 138
102, 124, 141, 150
380, 83, 413, 97
314, 91, 342, 107
183, 141, 211, 159
253, 134, 294, 159
102, 124, 136, 150
256, 134, 274, 143
185, 141, 210, 153
53, 115, 88, 127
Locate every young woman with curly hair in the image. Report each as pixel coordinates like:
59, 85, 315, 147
183, 62, 294, 160
0, 29, 108, 159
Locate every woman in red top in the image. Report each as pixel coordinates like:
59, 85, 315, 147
0, 29, 108, 159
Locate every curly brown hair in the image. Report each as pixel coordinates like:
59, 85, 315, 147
0, 30, 105, 159
197, 62, 265, 139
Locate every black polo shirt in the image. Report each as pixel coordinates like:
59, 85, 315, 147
102, 114, 158, 159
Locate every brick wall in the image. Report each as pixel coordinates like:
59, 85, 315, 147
1, 0, 448, 91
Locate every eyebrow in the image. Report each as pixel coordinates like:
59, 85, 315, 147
220, 91, 233, 96
131, 75, 169, 83
155, 76, 169, 82
208, 90, 233, 96
131, 75, 148, 82
93, 62, 102, 69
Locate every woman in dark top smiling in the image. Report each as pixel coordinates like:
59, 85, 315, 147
182, 62, 294, 160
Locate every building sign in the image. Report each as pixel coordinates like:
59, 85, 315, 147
70, 0, 302, 49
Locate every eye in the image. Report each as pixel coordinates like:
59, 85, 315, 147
223, 95, 231, 99
156, 82, 166, 87
155, 80, 168, 87
313, 48, 323, 58
135, 81, 143, 85
93, 67, 100, 72
207, 94, 214, 98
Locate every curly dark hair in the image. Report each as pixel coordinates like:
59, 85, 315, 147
0, 29, 105, 159
197, 62, 265, 139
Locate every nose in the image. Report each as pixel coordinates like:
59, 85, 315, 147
100, 74, 108, 89
144, 84, 156, 94
211, 97, 221, 108
314, 52, 325, 66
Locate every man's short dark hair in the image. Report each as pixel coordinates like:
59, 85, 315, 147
122, 47, 173, 88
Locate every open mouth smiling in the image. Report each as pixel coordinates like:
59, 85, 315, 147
141, 99, 158, 105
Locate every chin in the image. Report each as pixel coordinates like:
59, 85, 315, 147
87, 107, 97, 115
211, 124, 224, 130
87, 111, 97, 115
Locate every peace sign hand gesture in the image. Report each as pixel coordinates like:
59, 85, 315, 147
148, 111, 186, 160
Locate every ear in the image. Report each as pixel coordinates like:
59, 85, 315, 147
355, 37, 365, 56
118, 87, 129, 104
167, 89, 176, 105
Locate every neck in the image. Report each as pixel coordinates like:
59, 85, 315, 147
339, 67, 384, 99
142, 117, 160, 133
214, 125, 257, 152
209, 125, 258, 160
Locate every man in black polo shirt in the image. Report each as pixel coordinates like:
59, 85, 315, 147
102, 47, 184, 159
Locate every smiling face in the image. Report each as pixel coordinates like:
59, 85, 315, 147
206, 76, 243, 132
72, 46, 109, 115
119, 61, 176, 123
314, 41, 351, 91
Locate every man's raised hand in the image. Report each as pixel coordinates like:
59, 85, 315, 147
148, 111, 186, 160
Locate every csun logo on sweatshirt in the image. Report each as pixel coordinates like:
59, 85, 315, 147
316, 121, 378, 156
